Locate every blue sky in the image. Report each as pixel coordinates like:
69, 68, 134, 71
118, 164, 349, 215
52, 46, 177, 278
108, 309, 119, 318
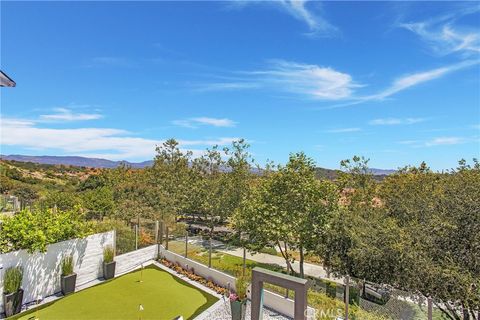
1, 1, 479, 170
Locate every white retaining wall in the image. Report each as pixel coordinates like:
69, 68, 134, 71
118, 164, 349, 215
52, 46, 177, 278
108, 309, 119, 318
0, 231, 114, 310
115, 244, 158, 275
160, 246, 237, 291
159, 246, 315, 319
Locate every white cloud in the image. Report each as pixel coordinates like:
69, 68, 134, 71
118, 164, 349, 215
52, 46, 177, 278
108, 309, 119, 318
231, 0, 338, 36
369, 117, 425, 125
320, 60, 480, 109
173, 117, 236, 128
0, 117, 239, 161
326, 127, 362, 133
399, 6, 480, 57
365, 60, 478, 101
252, 60, 360, 100
399, 136, 470, 148
425, 136, 466, 146
40, 108, 103, 121
191, 82, 259, 92
278, 0, 338, 36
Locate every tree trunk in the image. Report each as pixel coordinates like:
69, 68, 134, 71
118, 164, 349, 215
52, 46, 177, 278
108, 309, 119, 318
208, 227, 213, 268
165, 226, 169, 250
299, 246, 305, 278
277, 241, 294, 275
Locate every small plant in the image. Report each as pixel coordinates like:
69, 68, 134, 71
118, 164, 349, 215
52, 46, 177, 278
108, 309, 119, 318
3, 267, 23, 294
231, 276, 248, 301
61, 255, 74, 276
103, 245, 115, 263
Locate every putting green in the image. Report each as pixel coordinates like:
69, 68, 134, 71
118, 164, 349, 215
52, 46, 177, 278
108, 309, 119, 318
10, 265, 218, 320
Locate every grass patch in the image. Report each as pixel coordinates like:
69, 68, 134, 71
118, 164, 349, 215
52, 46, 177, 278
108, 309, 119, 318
10, 265, 217, 320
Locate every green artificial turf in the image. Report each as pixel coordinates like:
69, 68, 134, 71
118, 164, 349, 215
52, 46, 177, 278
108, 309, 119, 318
10, 265, 218, 320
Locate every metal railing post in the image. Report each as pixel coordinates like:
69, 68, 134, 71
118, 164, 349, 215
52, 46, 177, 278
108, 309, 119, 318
135, 224, 138, 250
345, 275, 350, 320
185, 231, 188, 259
428, 297, 433, 320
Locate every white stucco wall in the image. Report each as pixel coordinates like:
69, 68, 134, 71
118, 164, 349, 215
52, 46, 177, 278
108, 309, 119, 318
0, 231, 114, 310
160, 246, 237, 291
159, 246, 315, 319
115, 244, 158, 275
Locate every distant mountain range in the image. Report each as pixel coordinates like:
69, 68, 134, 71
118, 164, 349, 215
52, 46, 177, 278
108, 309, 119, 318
0, 154, 396, 175
0, 154, 154, 169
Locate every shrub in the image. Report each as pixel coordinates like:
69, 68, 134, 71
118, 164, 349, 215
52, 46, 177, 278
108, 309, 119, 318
103, 245, 115, 263
235, 276, 249, 300
61, 255, 74, 276
3, 267, 23, 294
0, 207, 92, 253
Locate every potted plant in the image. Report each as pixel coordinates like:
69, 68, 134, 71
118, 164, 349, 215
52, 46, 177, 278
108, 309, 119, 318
229, 276, 248, 320
60, 255, 77, 295
103, 245, 116, 280
2, 267, 23, 317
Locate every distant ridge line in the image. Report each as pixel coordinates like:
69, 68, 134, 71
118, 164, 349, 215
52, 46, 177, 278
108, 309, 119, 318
0, 154, 396, 175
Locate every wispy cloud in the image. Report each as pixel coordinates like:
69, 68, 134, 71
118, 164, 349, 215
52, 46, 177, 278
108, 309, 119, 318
173, 117, 236, 128
369, 117, 425, 126
192, 60, 360, 101
40, 108, 103, 121
230, 0, 338, 36
365, 60, 478, 101
326, 127, 362, 133
399, 136, 471, 147
399, 5, 480, 57
252, 60, 360, 100
425, 136, 466, 146
277, 0, 338, 36
324, 59, 479, 109
191, 82, 260, 92
0, 117, 240, 161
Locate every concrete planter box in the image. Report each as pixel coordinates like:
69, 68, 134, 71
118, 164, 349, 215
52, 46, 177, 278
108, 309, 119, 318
3, 288, 24, 317
61, 273, 77, 295
230, 300, 246, 320
103, 261, 116, 280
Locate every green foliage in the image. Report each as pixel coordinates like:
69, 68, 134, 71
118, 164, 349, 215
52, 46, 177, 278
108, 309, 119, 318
38, 191, 81, 211
0, 207, 92, 253
81, 186, 115, 219
3, 267, 23, 294
92, 219, 135, 255
235, 152, 338, 277
235, 276, 249, 300
322, 157, 480, 320
103, 245, 115, 263
61, 255, 75, 276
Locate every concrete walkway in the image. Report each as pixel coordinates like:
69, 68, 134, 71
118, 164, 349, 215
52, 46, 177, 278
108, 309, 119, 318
219, 247, 344, 285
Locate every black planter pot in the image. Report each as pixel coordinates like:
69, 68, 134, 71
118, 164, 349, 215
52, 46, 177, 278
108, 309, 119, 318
230, 299, 246, 320
103, 261, 116, 280
3, 288, 24, 317
61, 273, 77, 295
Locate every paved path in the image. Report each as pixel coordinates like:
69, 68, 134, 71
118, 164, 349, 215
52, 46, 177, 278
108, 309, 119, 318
218, 247, 344, 285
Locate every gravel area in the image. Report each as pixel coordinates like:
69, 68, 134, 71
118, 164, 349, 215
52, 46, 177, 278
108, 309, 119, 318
195, 297, 292, 320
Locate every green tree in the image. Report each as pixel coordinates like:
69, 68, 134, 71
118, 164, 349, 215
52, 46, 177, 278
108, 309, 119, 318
237, 152, 338, 277
0, 206, 91, 253
191, 146, 230, 267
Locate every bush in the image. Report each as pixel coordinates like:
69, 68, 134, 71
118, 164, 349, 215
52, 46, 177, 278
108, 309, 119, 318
0, 207, 92, 253
61, 255, 74, 276
103, 245, 115, 263
3, 267, 23, 294
235, 276, 249, 300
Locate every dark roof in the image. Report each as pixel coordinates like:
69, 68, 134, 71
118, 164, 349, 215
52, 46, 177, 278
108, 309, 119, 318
0, 70, 16, 87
